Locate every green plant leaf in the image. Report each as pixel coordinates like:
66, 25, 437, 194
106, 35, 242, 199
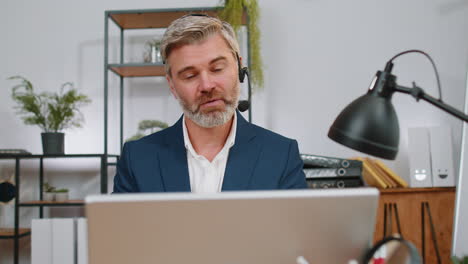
126, 132, 146, 142
219, 0, 264, 90
451, 256, 468, 264
8, 76, 91, 132
138, 120, 169, 131
43, 182, 56, 192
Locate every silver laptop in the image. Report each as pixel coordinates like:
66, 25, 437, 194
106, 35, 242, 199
85, 188, 379, 264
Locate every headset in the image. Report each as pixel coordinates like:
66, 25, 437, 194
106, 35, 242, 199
235, 52, 250, 112
362, 235, 421, 264
236, 52, 248, 83
171, 13, 251, 113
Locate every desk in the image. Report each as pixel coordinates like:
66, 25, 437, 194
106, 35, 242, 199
373, 187, 455, 264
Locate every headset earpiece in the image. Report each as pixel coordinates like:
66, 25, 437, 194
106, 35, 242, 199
239, 67, 248, 83
236, 53, 248, 83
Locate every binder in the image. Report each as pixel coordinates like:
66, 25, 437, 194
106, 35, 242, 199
52, 218, 75, 264
408, 127, 433, 187
429, 126, 455, 187
32, 219, 52, 264
77, 218, 88, 264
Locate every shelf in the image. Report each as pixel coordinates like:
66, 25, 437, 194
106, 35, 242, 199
109, 63, 166, 77
0, 153, 119, 159
0, 228, 31, 239
108, 7, 246, 29
19, 200, 85, 207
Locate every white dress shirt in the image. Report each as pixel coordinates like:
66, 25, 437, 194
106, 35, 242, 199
182, 114, 237, 193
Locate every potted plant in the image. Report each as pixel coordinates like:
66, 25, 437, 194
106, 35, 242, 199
126, 119, 169, 142
42, 182, 69, 202
54, 188, 69, 202
218, 0, 263, 90
43, 182, 56, 201
8, 76, 91, 155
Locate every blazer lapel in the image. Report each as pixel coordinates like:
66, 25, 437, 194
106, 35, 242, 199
222, 112, 261, 191
159, 116, 191, 192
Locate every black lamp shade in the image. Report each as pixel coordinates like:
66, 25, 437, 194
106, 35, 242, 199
328, 94, 400, 160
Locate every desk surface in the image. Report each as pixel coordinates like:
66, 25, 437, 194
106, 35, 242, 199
379, 187, 455, 194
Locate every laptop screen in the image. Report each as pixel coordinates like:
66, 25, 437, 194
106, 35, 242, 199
86, 188, 379, 264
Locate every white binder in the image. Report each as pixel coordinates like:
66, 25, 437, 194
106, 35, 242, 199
31, 219, 52, 264
52, 218, 75, 264
429, 126, 455, 187
408, 127, 433, 187
77, 218, 88, 264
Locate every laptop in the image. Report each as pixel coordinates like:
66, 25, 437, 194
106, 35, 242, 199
85, 188, 379, 264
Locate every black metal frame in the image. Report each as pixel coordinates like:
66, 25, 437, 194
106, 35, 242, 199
0, 154, 118, 264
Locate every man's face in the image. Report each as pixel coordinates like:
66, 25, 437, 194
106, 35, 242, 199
166, 33, 240, 128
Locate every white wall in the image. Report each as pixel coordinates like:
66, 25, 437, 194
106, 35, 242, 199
1, 0, 467, 263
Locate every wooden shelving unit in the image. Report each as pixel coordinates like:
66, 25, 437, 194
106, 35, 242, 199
1, 154, 118, 264
0, 228, 31, 239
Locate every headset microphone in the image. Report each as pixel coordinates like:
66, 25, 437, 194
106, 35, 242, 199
237, 100, 250, 112
236, 53, 251, 113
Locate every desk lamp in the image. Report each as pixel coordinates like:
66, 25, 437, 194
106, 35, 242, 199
328, 50, 468, 160
327, 49, 468, 259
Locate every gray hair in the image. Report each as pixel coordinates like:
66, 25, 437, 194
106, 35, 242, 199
160, 14, 240, 76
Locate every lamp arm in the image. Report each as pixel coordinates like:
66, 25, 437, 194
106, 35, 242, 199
394, 84, 468, 122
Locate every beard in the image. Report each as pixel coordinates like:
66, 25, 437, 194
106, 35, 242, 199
177, 85, 240, 128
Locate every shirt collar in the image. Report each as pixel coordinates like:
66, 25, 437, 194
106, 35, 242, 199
182, 113, 237, 158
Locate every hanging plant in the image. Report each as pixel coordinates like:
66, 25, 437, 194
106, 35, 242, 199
218, 0, 263, 91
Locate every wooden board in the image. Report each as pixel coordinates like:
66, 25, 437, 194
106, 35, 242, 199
0, 228, 31, 239
109, 10, 247, 29
373, 188, 455, 264
109, 64, 166, 77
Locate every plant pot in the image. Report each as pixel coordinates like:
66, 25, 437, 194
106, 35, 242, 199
42, 192, 55, 201
41, 132, 64, 155
54, 192, 69, 202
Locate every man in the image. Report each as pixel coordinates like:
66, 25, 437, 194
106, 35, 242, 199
113, 14, 306, 193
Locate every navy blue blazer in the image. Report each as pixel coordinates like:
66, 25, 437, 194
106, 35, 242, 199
113, 111, 307, 193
